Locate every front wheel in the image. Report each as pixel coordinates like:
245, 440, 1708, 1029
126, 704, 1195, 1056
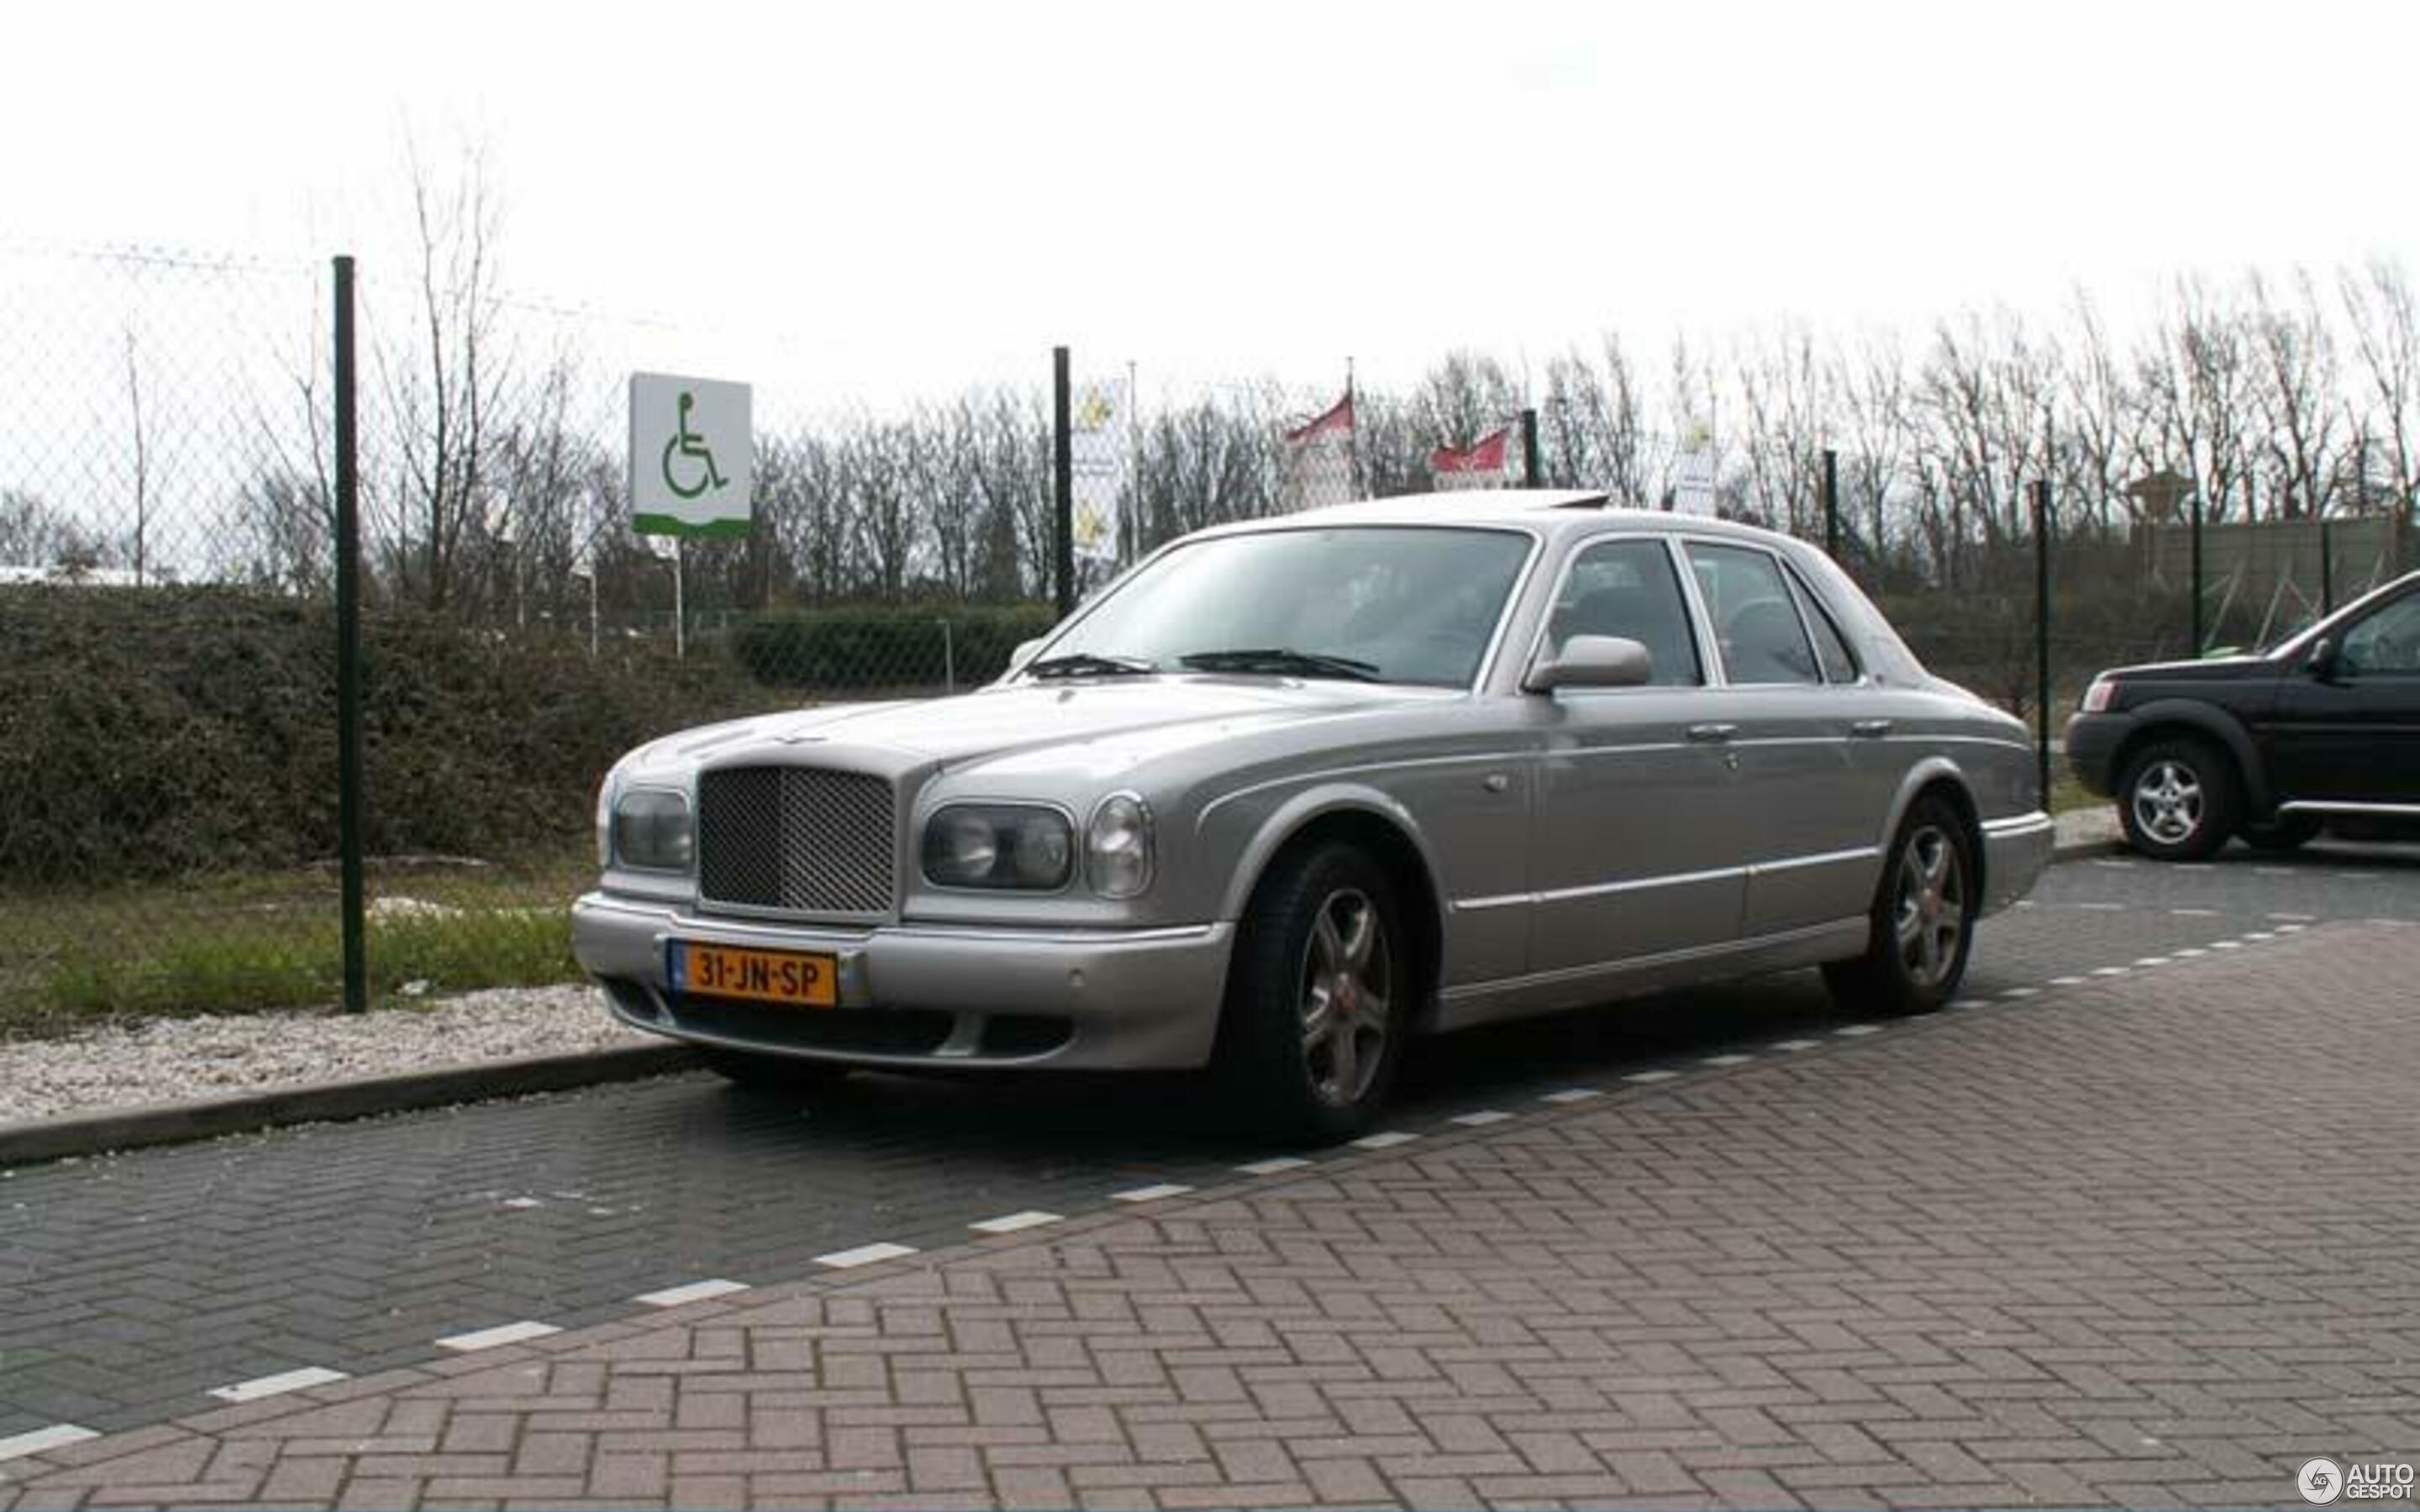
1217, 842, 1410, 1142
1823, 797, 1977, 1017
2117, 738, 2239, 861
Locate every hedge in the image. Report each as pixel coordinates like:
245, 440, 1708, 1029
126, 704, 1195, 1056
0, 585, 755, 888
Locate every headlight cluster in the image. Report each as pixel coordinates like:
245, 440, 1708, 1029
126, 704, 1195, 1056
611, 787, 693, 870
919, 795, 1155, 896
2081, 677, 2115, 713
923, 805, 1075, 890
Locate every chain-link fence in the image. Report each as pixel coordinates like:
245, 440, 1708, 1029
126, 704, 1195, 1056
5, 241, 2417, 1032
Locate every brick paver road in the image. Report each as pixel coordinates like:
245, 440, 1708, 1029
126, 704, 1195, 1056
6, 902, 2417, 1509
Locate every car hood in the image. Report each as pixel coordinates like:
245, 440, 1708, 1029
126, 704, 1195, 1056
2098, 654, 2275, 684
620, 676, 1444, 780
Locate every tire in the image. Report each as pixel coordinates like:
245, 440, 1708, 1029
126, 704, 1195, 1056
1217, 842, 1411, 1143
2116, 737, 2240, 861
1822, 795, 1978, 1017
701, 1047, 850, 1092
2238, 814, 2322, 853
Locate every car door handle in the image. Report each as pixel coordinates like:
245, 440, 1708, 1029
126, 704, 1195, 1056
1850, 719, 1894, 738
1686, 722, 1739, 743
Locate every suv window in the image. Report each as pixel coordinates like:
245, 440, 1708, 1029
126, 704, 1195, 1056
2339, 593, 2420, 675
1546, 538, 1702, 686
1686, 543, 1821, 685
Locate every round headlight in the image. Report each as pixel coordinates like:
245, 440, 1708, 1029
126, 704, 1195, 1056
923, 805, 1073, 890
1086, 793, 1155, 899
612, 787, 692, 870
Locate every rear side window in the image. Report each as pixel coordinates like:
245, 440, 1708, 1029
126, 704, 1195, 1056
1786, 569, 1860, 683
1547, 538, 1703, 686
1686, 543, 1821, 685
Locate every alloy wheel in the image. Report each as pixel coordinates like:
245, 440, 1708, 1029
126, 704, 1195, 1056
2130, 759, 2205, 846
1891, 826, 1966, 989
1297, 887, 1392, 1109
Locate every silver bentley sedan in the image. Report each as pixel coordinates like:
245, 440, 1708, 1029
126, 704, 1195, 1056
573, 491, 2053, 1138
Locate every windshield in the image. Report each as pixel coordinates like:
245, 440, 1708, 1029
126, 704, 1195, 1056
1035, 525, 1534, 688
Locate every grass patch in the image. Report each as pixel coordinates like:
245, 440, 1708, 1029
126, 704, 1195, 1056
1, 849, 592, 1040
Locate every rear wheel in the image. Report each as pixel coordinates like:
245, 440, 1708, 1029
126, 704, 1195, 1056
1822, 795, 1977, 1018
2117, 738, 2239, 861
1217, 842, 1410, 1143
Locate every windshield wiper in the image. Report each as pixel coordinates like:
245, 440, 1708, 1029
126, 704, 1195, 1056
1177, 648, 1383, 682
1023, 651, 1158, 680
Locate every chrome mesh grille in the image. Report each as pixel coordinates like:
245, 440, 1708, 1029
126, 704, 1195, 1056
697, 766, 896, 915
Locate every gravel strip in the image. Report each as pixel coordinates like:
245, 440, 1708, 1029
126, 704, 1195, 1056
0, 984, 644, 1124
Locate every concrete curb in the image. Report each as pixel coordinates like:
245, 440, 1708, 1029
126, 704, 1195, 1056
3, 830, 2128, 1170
0, 1042, 698, 1168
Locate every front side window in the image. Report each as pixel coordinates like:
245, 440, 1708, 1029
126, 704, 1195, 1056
2339, 593, 2420, 675
1039, 526, 1533, 688
1545, 538, 1702, 686
1686, 543, 1822, 685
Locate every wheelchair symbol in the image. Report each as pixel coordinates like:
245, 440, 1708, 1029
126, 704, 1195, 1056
660, 391, 729, 500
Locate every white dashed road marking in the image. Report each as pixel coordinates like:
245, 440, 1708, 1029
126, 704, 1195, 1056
208, 1367, 350, 1403
1449, 1110, 1513, 1126
813, 1242, 918, 1269
2050, 976, 2086, 986
436, 1320, 561, 1352
970, 1210, 1062, 1236
1237, 1156, 1312, 1175
2001, 987, 2038, 999
0, 1425, 100, 1462
1540, 1088, 1603, 1103
2170, 907, 2221, 917
1110, 1183, 1194, 1202
1702, 1053, 1754, 1067
2133, 957, 2172, 968
1770, 1038, 1823, 1051
1836, 1024, 1881, 1037
634, 1279, 750, 1308
1623, 1069, 1680, 1084
1350, 1131, 1419, 1150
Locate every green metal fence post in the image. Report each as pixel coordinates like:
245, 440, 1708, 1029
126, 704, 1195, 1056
333, 255, 366, 1015
1052, 347, 1074, 621
2033, 477, 2053, 812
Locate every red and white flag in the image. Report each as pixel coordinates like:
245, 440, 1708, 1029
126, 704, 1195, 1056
1281, 389, 1357, 511
1429, 427, 1510, 490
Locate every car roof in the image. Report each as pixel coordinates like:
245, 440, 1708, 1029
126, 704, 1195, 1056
1188, 489, 1800, 549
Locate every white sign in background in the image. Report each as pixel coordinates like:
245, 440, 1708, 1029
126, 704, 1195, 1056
629, 373, 753, 537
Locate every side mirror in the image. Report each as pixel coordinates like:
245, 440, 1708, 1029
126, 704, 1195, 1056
2306, 637, 2338, 680
1528, 634, 1652, 692
1007, 637, 1045, 674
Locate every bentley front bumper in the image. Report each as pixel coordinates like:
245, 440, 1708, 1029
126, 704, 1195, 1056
570, 893, 1234, 1072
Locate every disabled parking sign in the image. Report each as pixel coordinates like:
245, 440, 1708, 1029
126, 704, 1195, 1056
630, 373, 752, 537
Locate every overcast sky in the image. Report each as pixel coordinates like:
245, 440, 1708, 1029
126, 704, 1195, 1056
8, 0, 2419, 398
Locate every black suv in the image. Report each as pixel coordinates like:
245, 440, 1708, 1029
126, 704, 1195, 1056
2065, 570, 2420, 860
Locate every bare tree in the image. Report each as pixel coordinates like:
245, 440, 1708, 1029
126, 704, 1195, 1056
375, 135, 512, 611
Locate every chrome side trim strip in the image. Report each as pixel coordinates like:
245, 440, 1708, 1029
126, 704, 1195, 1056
1752, 845, 1880, 874
1981, 811, 2056, 837
2278, 801, 2420, 818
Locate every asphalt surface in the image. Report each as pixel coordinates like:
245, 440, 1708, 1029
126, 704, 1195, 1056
5, 841, 2417, 1446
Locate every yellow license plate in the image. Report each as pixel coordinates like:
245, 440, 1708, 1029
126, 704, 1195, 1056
669, 942, 838, 1007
